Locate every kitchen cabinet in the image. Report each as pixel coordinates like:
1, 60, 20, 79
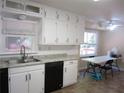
3, 0, 43, 17
3, 0, 25, 13
10, 72, 28, 93
42, 18, 57, 44
40, 6, 85, 45
57, 10, 68, 21
0, 0, 2, 14
44, 6, 57, 20
0, 16, 2, 51
29, 70, 44, 93
63, 60, 78, 87
67, 13, 77, 24
66, 22, 76, 44
56, 21, 68, 44
75, 24, 84, 44
25, 1, 42, 17
9, 64, 45, 93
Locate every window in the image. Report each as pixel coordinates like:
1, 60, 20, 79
80, 32, 97, 57
5, 35, 33, 51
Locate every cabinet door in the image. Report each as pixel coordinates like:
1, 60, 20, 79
4, 0, 24, 11
44, 6, 57, 19
0, 16, 2, 51
29, 70, 44, 93
57, 10, 68, 21
25, 1, 42, 17
42, 18, 57, 44
0, 0, 2, 13
56, 21, 67, 44
10, 72, 28, 93
75, 24, 84, 44
66, 23, 76, 44
63, 63, 78, 87
68, 13, 77, 24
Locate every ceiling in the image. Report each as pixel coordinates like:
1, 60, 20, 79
32, 0, 124, 22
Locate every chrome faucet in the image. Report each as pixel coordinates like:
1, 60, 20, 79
20, 45, 26, 62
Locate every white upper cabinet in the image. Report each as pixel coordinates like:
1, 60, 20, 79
42, 18, 57, 44
66, 22, 76, 44
25, 1, 42, 17
44, 6, 57, 19
75, 24, 84, 44
40, 7, 85, 45
56, 21, 68, 44
57, 10, 68, 21
0, 0, 2, 14
3, 0, 25, 13
3, 0, 43, 17
68, 13, 77, 23
75, 16, 84, 44
67, 15, 84, 45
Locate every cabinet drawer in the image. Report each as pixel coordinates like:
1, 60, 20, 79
9, 64, 44, 74
64, 60, 78, 66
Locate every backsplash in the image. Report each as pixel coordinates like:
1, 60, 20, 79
38, 45, 79, 55
38, 45, 78, 51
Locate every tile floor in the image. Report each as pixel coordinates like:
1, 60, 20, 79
52, 71, 124, 93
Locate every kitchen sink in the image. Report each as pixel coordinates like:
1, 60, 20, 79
17, 57, 41, 63
4, 57, 41, 66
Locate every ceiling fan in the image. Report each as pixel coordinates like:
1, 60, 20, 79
98, 19, 124, 30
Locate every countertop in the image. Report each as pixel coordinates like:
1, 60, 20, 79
0, 55, 79, 69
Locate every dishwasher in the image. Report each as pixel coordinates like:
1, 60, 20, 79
0, 68, 8, 93
45, 61, 63, 93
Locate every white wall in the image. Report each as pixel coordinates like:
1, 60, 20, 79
99, 27, 124, 68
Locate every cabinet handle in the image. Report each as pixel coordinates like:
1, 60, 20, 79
42, 71, 44, 75
56, 11, 59, 19
70, 62, 73, 64
44, 10, 46, 17
67, 15, 70, 21
25, 75, 28, 81
44, 37, 46, 43
29, 74, 31, 80
65, 67, 67, 72
76, 38, 78, 43
66, 38, 69, 43
8, 77, 11, 82
56, 38, 59, 43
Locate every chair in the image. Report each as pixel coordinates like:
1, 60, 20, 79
100, 60, 114, 79
110, 54, 121, 72
83, 56, 101, 78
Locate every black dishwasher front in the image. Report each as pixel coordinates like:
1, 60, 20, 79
45, 61, 63, 93
0, 68, 8, 93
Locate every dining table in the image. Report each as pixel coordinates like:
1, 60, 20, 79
81, 55, 117, 78
81, 55, 117, 64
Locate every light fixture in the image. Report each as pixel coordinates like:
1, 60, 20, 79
93, 0, 100, 2
107, 24, 118, 31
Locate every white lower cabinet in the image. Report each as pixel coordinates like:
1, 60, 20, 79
63, 60, 78, 87
9, 64, 45, 93
29, 70, 44, 93
10, 72, 28, 93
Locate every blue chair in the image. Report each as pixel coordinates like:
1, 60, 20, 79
100, 60, 114, 79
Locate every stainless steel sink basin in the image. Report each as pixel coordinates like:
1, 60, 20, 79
5, 57, 41, 66
17, 58, 41, 63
